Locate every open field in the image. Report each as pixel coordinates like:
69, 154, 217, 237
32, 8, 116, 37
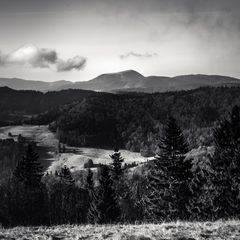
0, 125, 58, 147
0, 125, 148, 172
48, 147, 148, 173
0, 221, 240, 240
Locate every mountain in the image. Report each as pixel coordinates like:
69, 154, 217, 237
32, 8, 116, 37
0, 78, 71, 92
1, 70, 240, 92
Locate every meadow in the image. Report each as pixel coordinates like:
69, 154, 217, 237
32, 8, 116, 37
1, 221, 240, 240
0, 125, 148, 173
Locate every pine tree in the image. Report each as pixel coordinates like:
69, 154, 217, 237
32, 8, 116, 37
86, 168, 94, 189
56, 165, 75, 223
110, 148, 124, 180
211, 105, 240, 218
94, 165, 120, 223
86, 168, 98, 223
14, 144, 43, 189
60, 165, 75, 185
187, 166, 215, 220
12, 144, 48, 225
144, 116, 192, 221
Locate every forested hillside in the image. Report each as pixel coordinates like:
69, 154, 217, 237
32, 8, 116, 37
2, 86, 240, 154
2, 106, 240, 227
0, 87, 97, 124
34, 86, 240, 154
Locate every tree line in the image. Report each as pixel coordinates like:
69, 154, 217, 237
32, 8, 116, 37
35, 86, 240, 155
1, 105, 240, 226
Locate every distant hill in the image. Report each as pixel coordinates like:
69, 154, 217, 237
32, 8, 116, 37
0, 87, 98, 124
0, 78, 71, 91
1, 70, 240, 92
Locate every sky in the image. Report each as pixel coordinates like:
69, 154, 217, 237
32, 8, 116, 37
0, 0, 240, 82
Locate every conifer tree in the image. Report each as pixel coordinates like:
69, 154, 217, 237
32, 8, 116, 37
110, 148, 124, 180
13, 144, 48, 225
14, 144, 43, 189
60, 165, 75, 185
86, 168, 94, 189
211, 105, 240, 218
86, 168, 98, 223
94, 165, 120, 223
144, 116, 192, 221
55, 165, 75, 223
187, 165, 215, 220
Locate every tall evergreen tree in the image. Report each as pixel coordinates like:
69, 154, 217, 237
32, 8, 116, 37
94, 165, 120, 223
144, 116, 192, 221
86, 168, 94, 189
12, 144, 48, 225
211, 105, 240, 218
48, 165, 79, 224
110, 148, 124, 180
60, 165, 75, 185
86, 168, 98, 223
13, 143, 43, 189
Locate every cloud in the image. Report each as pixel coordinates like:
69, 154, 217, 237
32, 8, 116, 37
0, 44, 87, 72
57, 56, 86, 72
120, 52, 158, 59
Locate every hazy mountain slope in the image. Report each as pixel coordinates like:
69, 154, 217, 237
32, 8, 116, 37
72, 69, 145, 91
1, 70, 240, 92
0, 78, 71, 91
116, 74, 240, 92
46, 72, 240, 92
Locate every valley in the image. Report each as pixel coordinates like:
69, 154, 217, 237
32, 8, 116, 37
1, 0, 240, 234
0, 125, 148, 172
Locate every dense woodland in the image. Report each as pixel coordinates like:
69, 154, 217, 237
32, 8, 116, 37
33, 86, 240, 154
1, 105, 240, 226
2, 86, 240, 153
0, 87, 96, 124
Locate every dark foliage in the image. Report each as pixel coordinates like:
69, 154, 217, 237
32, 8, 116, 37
110, 149, 124, 181
2, 105, 240, 226
86, 168, 98, 223
93, 165, 120, 224
0, 87, 96, 123
144, 116, 192, 221
210, 105, 240, 218
60, 165, 75, 186
13, 144, 43, 189
35, 86, 240, 153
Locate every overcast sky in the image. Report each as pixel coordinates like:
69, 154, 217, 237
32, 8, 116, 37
0, 0, 240, 81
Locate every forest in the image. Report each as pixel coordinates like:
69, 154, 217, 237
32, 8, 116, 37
0, 87, 97, 125
33, 86, 240, 155
1, 104, 240, 226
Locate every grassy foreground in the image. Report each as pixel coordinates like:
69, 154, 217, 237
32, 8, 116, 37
1, 221, 240, 240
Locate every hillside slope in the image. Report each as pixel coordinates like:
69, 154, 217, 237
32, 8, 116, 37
37, 86, 240, 151
0, 87, 98, 123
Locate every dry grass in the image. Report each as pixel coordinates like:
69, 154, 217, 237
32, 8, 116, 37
1, 220, 240, 240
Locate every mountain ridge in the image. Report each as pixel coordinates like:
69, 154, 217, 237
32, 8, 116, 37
1, 70, 240, 93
